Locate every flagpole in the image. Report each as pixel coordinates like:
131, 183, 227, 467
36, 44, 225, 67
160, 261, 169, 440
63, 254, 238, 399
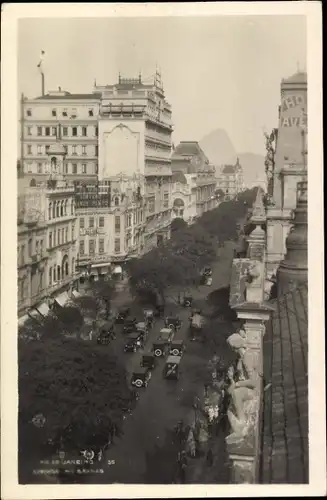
41, 72, 45, 97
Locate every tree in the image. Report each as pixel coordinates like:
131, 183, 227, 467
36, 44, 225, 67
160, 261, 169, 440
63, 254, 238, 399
170, 217, 188, 236
85, 278, 116, 319
18, 334, 132, 482
168, 224, 217, 271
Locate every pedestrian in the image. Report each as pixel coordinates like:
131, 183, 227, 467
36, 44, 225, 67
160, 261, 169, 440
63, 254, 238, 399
206, 448, 213, 467
204, 384, 209, 397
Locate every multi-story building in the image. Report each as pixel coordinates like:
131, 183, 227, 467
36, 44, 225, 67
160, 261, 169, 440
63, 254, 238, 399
75, 177, 145, 279
265, 71, 307, 278
18, 144, 80, 325
219, 158, 244, 199
95, 71, 173, 250
171, 141, 216, 218
19, 88, 99, 183
171, 171, 197, 224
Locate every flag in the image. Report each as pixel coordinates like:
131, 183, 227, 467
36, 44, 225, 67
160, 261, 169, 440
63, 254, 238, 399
37, 50, 45, 70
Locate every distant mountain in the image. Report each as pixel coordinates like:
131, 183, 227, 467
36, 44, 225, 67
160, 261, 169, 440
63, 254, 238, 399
199, 129, 265, 189
237, 152, 266, 190
200, 129, 237, 170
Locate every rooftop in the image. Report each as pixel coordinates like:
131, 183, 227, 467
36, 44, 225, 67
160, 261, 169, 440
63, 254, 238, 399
35, 92, 101, 101
173, 141, 204, 158
282, 71, 307, 85
261, 282, 308, 483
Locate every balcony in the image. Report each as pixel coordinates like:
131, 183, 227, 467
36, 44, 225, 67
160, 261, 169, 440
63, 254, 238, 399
144, 164, 172, 177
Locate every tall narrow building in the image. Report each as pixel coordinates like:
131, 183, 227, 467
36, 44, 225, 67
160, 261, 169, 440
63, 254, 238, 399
95, 71, 173, 249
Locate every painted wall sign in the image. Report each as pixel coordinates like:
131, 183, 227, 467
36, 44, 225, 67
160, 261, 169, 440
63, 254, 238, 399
281, 116, 307, 128
281, 94, 304, 112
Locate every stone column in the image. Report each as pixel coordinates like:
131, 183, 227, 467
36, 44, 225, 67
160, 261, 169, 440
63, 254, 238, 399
226, 188, 273, 484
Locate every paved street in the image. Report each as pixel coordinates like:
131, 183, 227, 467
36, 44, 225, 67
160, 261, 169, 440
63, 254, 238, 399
90, 242, 235, 484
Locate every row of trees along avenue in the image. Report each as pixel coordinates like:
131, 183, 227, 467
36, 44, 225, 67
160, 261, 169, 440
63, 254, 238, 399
18, 187, 258, 482
127, 187, 258, 306
18, 279, 131, 482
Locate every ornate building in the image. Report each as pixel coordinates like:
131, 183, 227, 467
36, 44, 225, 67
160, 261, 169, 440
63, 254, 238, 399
95, 71, 173, 250
171, 141, 216, 218
75, 177, 145, 279
171, 171, 197, 224
265, 71, 307, 279
219, 158, 245, 200
18, 143, 80, 325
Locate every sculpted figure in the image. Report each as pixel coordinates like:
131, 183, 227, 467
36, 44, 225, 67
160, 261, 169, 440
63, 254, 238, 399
226, 333, 261, 442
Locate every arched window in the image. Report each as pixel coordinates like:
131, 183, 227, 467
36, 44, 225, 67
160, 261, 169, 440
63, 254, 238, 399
48, 202, 52, 220
72, 257, 75, 275
40, 271, 44, 290
29, 179, 36, 187
49, 267, 52, 285
114, 197, 119, 206
65, 261, 69, 276
52, 201, 56, 219
53, 267, 56, 282
57, 265, 61, 281
51, 157, 57, 170
64, 200, 68, 216
71, 200, 74, 215
56, 202, 60, 218
19, 278, 25, 300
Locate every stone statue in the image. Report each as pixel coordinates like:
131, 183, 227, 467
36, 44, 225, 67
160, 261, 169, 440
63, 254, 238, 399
225, 333, 261, 443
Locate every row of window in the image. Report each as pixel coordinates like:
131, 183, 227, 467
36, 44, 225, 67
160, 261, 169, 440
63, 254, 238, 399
26, 144, 98, 156
79, 211, 145, 233
18, 238, 44, 267
26, 108, 96, 118
48, 259, 72, 285
25, 162, 97, 175
79, 239, 106, 255
48, 225, 75, 248
26, 125, 98, 138
48, 200, 74, 220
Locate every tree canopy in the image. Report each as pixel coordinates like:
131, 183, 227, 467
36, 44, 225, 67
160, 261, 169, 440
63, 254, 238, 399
19, 333, 131, 480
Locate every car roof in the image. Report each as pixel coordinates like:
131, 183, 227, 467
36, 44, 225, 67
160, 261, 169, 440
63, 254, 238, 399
166, 355, 181, 364
132, 367, 148, 375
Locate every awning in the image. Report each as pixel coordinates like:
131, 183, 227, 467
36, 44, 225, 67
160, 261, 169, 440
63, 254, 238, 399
18, 315, 29, 327
92, 262, 110, 269
112, 266, 122, 274
54, 291, 70, 307
36, 301, 50, 317
72, 290, 81, 298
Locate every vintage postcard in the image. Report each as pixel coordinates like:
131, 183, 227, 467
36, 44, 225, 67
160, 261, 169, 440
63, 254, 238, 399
1, 2, 325, 499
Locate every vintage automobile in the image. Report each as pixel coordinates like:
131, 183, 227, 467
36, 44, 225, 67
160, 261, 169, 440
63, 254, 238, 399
164, 355, 181, 380
181, 295, 193, 308
136, 321, 148, 336
124, 332, 144, 353
97, 332, 112, 345
140, 353, 156, 370
123, 317, 138, 333
131, 367, 151, 388
202, 266, 212, 277
169, 340, 185, 357
115, 307, 130, 324
152, 340, 168, 357
158, 327, 175, 343
164, 316, 182, 331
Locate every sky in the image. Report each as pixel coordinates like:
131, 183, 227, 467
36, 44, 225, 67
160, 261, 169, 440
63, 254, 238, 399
18, 15, 306, 155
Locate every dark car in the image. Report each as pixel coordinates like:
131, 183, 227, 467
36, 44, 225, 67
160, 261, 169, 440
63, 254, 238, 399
164, 316, 182, 331
115, 307, 130, 324
140, 353, 156, 370
131, 367, 151, 388
152, 340, 168, 357
202, 266, 212, 277
164, 356, 181, 380
182, 295, 193, 307
169, 340, 185, 357
124, 332, 144, 353
123, 317, 138, 333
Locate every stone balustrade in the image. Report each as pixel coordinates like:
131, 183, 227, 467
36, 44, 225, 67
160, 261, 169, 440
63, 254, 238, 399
226, 187, 273, 483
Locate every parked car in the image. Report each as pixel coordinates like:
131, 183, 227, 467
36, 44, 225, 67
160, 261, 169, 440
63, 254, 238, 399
181, 295, 193, 308
158, 327, 175, 343
169, 340, 185, 357
164, 316, 182, 331
140, 353, 156, 370
131, 368, 151, 388
152, 340, 168, 357
123, 318, 138, 333
164, 356, 181, 380
124, 332, 144, 353
115, 307, 130, 324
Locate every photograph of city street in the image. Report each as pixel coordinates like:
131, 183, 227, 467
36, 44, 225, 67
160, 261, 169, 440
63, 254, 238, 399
16, 13, 310, 485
